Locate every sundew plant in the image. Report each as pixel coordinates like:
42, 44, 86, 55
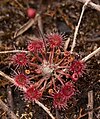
0, 3, 100, 119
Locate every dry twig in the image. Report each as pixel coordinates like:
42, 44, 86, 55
0, 98, 18, 119
35, 100, 55, 119
77, 108, 87, 119
64, 38, 70, 51
0, 50, 29, 54
71, 0, 91, 53
14, 14, 39, 38
37, 15, 44, 35
82, 47, 100, 62
76, 0, 100, 12
0, 71, 16, 85
37, 15, 47, 51
7, 85, 14, 111
77, 106, 100, 119
87, 90, 93, 119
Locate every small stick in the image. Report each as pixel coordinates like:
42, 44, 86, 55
0, 50, 29, 54
82, 47, 100, 62
35, 100, 55, 119
64, 38, 70, 51
37, 15, 44, 35
0, 71, 55, 119
86, 38, 100, 42
0, 71, 16, 85
87, 90, 93, 119
77, 108, 87, 119
70, 0, 91, 53
37, 15, 47, 53
14, 14, 39, 38
7, 85, 14, 111
77, 106, 100, 119
76, 0, 100, 12
0, 98, 18, 119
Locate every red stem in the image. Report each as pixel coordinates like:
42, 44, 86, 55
56, 70, 70, 78
34, 53, 43, 62
56, 57, 65, 66
49, 47, 54, 64
54, 73, 64, 86
52, 77, 57, 92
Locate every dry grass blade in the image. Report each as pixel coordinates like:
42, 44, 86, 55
37, 15, 44, 35
35, 100, 55, 119
64, 38, 70, 51
82, 47, 100, 62
14, 14, 39, 38
0, 50, 29, 54
71, 0, 91, 53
